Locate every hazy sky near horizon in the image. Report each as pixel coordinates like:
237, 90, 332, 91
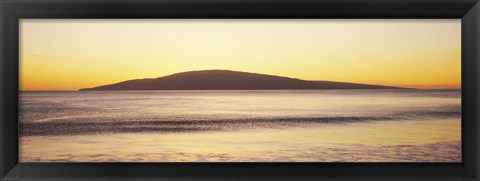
20, 19, 460, 91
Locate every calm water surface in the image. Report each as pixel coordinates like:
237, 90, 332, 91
19, 90, 461, 162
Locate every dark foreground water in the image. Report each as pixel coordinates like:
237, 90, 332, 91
19, 90, 461, 162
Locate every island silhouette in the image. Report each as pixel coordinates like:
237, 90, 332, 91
80, 70, 405, 91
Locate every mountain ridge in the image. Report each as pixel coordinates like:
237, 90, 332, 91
79, 70, 406, 91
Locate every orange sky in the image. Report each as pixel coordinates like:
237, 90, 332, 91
20, 19, 461, 91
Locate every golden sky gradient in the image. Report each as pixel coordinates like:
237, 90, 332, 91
20, 19, 460, 91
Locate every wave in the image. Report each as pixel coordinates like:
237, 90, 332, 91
20, 109, 460, 136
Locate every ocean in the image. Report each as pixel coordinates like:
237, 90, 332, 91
19, 89, 461, 162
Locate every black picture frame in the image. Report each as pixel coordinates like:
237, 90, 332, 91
1, 0, 479, 180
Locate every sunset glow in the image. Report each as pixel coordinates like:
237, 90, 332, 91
20, 19, 461, 91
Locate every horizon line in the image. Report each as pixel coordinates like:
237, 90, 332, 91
19, 88, 463, 92
21, 69, 461, 91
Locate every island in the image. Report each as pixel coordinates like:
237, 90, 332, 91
79, 70, 405, 90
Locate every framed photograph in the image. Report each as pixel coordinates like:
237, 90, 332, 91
1, 0, 479, 180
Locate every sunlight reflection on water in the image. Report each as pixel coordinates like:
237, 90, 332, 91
19, 90, 461, 162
